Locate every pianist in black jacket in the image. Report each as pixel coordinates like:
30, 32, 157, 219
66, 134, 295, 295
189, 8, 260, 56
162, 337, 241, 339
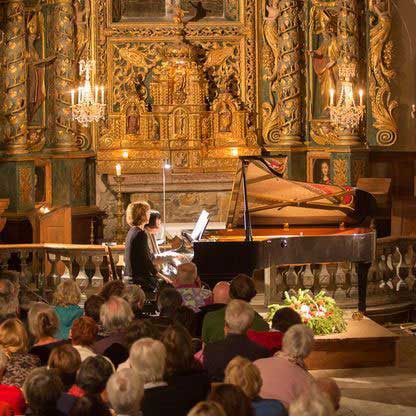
124, 201, 171, 291
203, 299, 270, 381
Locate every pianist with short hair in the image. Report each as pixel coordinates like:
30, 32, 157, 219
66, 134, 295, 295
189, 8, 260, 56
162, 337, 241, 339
145, 210, 162, 256
124, 201, 170, 291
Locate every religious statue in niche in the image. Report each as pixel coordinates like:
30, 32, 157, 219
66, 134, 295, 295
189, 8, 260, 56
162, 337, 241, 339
174, 110, 187, 138
74, 0, 91, 61
309, 9, 339, 113
173, 71, 187, 103
313, 159, 331, 185
151, 117, 160, 140
126, 104, 140, 134
26, 12, 55, 122
218, 101, 232, 132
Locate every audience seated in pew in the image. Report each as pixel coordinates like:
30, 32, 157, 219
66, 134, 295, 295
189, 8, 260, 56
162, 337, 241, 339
48, 344, 81, 392
208, 384, 254, 416
0, 276, 19, 324
187, 401, 226, 416
289, 385, 335, 416
149, 287, 183, 332
122, 284, 146, 320
70, 316, 99, 361
202, 275, 269, 344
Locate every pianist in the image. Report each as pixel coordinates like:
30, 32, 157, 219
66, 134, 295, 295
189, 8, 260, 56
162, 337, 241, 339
144, 210, 162, 256
124, 201, 170, 291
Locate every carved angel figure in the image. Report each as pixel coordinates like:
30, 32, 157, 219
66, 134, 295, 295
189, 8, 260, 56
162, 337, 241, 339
263, 0, 279, 85
310, 9, 339, 110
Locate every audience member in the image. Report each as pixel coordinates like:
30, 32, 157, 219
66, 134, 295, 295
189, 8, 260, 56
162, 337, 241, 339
255, 324, 315, 408
71, 316, 99, 361
28, 302, 67, 365
118, 319, 160, 371
69, 395, 112, 416
67, 355, 114, 399
107, 368, 144, 416
188, 401, 226, 416
48, 344, 82, 391
224, 356, 287, 416
99, 280, 125, 301
203, 300, 270, 381
93, 296, 133, 367
0, 278, 19, 324
0, 318, 40, 387
161, 324, 210, 410
130, 338, 185, 416
122, 284, 146, 319
248, 307, 302, 354
202, 275, 268, 344
0, 349, 26, 415
149, 287, 183, 332
53, 280, 83, 340
173, 305, 202, 351
289, 387, 335, 416
195, 281, 230, 337
84, 295, 105, 324
174, 263, 212, 312
23, 367, 64, 416
208, 384, 254, 416
315, 377, 341, 412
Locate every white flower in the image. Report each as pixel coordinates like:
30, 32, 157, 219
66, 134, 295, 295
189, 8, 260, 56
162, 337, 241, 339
300, 304, 310, 314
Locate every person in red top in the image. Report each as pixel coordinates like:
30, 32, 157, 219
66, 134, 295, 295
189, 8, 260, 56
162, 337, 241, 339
247, 307, 302, 354
0, 350, 26, 415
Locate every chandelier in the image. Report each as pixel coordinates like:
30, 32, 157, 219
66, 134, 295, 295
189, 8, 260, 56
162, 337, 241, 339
70, 60, 106, 127
329, 62, 365, 130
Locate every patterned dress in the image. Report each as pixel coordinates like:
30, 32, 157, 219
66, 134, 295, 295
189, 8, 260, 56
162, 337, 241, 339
2, 352, 41, 388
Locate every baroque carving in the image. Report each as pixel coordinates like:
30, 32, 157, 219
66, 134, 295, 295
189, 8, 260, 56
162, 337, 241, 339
333, 158, 348, 185
3, 0, 27, 154
19, 167, 33, 206
352, 159, 366, 185
368, 0, 398, 146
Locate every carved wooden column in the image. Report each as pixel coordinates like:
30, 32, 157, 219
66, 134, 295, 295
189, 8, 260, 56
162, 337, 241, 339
277, 0, 302, 146
337, 0, 361, 146
3, 0, 28, 154
50, 0, 77, 152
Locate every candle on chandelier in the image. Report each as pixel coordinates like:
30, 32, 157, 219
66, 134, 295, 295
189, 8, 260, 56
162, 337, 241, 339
329, 88, 335, 106
101, 86, 104, 104
359, 89, 364, 106
116, 164, 121, 177
71, 89, 75, 106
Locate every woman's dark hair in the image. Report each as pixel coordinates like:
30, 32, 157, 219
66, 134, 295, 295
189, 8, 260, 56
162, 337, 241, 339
84, 295, 105, 323
208, 384, 254, 416
146, 210, 162, 229
76, 356, 114, 394
125, 319, 160, 349
173, 305, 197, 337
23, 368, 64, 416
99, 281, 125, 301
69, 395, 112, 416
161, 323, 196, 376
48, 344, 82, 391
229, 274, 257, 302
271, 307, 302, 333
157, 288, 183, 317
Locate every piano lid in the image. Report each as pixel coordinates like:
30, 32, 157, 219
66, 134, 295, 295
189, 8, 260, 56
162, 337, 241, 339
227, 157, 376, 227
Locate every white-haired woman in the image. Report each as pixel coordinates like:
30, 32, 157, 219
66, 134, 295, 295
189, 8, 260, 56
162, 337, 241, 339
254, 324, 315, 408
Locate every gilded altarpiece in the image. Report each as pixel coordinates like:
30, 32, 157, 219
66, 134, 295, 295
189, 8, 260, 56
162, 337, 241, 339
95, 0, 260, 174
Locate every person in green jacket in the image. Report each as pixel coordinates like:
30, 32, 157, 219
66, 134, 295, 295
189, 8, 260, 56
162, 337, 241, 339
53, 279, 84, 339
202, 274, 269, 344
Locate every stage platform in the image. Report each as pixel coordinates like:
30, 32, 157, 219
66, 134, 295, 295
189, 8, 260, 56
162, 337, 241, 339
305, 317, 399, 370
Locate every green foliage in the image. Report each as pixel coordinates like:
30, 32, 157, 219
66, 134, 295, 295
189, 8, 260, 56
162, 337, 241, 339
268, 289, 347, 336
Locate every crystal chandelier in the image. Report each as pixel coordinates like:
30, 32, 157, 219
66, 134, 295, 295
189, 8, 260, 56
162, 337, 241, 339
70, 60, 106, 127
329, 62, 365, 130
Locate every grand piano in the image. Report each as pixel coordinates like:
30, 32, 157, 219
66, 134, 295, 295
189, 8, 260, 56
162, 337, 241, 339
192, 157, 377, 312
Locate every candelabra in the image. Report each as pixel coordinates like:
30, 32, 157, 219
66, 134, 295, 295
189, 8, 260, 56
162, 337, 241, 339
114, 169, 125, 244
70, 59, 106, 127
329, 63, 365, 130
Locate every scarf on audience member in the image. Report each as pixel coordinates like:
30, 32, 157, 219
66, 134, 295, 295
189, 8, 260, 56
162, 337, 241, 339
273, 350, 307, 371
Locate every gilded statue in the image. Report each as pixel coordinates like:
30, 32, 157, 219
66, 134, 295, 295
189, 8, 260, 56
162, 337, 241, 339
368, 0, 398, 146
263, 0, 279, 85
26, 12, 55, 121
126, 104, 139, 134
310, 9, 339, 111
74, 0, 91, 60
219, 101, 232, 132
151, 117, 160, 141
175, 111, 187, 137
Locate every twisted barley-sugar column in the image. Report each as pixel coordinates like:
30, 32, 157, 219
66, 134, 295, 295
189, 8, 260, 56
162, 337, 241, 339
337, 0, 361, 146
50, 0, 77, 152
3, 0, 28, 154
277, 0, 302, 146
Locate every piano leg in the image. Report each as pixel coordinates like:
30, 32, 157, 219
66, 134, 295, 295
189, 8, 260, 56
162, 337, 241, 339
264, 265, 277, 307
357, 262, 370, 314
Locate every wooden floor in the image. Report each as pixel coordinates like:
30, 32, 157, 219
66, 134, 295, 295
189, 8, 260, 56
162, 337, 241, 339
305, 317, 399, 370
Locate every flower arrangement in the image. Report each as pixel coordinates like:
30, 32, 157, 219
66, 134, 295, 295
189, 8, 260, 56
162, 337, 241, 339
268, 289, 347, 336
